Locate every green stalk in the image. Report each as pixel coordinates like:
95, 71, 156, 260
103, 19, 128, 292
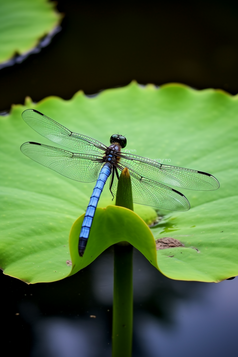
112, 168, 133, 357
112, 243, 133, 356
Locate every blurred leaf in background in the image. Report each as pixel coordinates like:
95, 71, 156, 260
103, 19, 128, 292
0, 0, 62, 64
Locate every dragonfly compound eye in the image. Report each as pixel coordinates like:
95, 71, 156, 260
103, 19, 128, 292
110, 134, 127, 148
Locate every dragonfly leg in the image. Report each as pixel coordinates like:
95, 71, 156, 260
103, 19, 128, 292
109, 167, 115, 199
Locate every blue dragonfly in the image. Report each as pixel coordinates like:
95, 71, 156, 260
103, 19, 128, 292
20, 109, 220, 256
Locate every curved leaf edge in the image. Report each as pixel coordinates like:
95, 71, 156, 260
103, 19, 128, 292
6, 81, 238, 117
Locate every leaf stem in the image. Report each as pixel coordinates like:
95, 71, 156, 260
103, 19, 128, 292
112, 168, 134, 357
112, 243, 133, 357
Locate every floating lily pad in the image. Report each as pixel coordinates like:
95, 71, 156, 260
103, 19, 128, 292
0, 82, 237, 283
0, 0, 61, 63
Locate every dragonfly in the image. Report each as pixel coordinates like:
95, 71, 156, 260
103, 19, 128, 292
20, 109, 220, 257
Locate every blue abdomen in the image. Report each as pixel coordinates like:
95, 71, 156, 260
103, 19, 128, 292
78, 163, 111, 256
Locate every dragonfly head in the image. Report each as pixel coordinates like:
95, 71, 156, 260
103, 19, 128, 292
110, 134, 127, 148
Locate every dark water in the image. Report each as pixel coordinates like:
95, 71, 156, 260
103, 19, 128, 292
1, 248, 238, 357
1, 1, 238, 356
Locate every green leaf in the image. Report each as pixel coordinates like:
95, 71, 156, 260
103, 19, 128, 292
0, 0, 62, 63
0, 82, 237, 283
154, 197, 238, 282
69, 206, 155, 279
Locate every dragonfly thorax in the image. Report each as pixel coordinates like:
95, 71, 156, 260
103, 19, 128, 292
110, 134, 127, 148
103, 144, 122, 166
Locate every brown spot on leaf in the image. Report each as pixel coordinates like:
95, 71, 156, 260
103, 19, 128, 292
156, 237, 185, 250
66, 260, 72, 266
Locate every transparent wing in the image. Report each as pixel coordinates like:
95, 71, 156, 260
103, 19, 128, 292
112, 164, 190, 211
21, 142, 103, 182
22, 109, 107, 155
119, 152, 220, 191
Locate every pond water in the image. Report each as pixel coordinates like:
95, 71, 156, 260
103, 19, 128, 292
1, 248, 238, 357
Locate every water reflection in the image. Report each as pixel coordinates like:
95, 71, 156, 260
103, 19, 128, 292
4, 248, 236, 356
31, 317, 110, 357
